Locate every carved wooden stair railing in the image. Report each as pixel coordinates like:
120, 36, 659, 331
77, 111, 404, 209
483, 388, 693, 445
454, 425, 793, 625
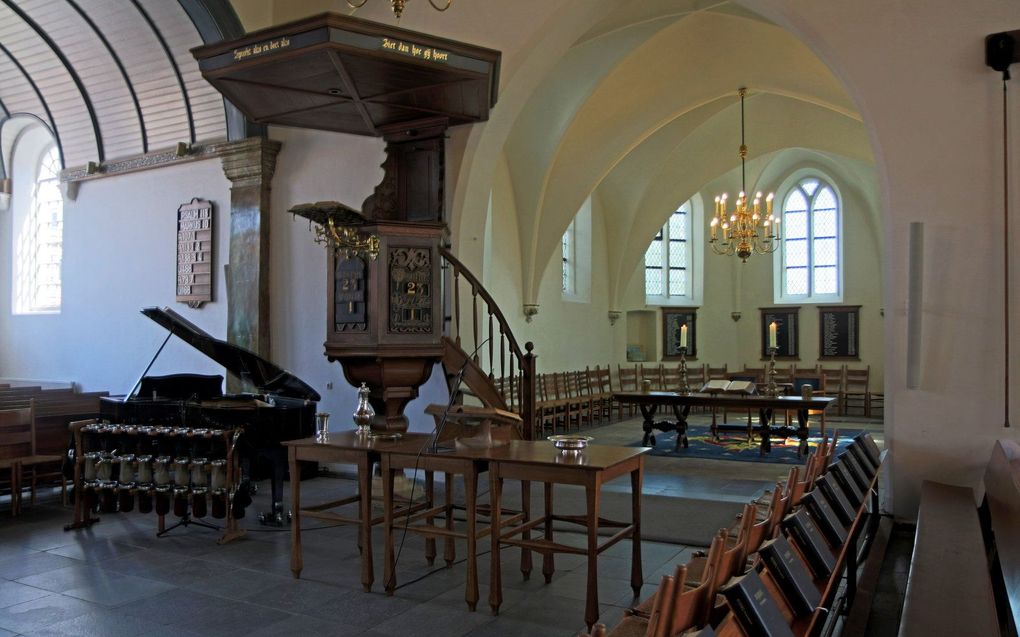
439, 247, 537, 440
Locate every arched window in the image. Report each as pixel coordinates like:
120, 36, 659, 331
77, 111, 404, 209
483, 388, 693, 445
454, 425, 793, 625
15, 144, 63, 313
776, 177, 841, 303
645, 200, 694, 303
561, 197, 591, 302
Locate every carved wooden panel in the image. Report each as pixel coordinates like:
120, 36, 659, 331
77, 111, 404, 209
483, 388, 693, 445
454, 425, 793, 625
388, 247, 432, 333
176, 198, 214, 308
334, 255, 367, 331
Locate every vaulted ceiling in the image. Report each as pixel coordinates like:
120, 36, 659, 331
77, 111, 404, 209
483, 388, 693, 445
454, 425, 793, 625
0, 0, 244, 176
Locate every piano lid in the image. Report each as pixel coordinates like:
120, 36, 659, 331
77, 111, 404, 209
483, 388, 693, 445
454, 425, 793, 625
141, 307, 321, 402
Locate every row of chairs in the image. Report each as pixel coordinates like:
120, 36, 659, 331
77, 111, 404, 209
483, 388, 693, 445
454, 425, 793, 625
508, 362, 880, 436
0, 400, 65, 515
585, 431, 882, 637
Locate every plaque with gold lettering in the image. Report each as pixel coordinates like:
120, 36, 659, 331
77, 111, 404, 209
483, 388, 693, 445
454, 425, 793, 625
389, 247, 432, 333
334, 255, 367, 331
176, 198, 214, 308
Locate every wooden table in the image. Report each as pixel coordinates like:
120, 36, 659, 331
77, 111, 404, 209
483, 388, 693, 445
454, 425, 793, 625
381, 444, 529, 611
613, 391, 836, 456
487, 441, 648, 631
284, 432, 431, 591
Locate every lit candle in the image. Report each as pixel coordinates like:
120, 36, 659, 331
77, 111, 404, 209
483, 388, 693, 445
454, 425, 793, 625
710, 217, 718, 240
769, 321, 777, 349
680, 324, 688, 349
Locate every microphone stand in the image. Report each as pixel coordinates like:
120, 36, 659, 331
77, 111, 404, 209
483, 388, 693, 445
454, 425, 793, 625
431, 338, 490, 453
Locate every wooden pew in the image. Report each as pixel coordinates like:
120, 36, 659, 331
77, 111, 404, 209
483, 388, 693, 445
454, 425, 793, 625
982, 439, 1020, 634
897, 481, 1000, 637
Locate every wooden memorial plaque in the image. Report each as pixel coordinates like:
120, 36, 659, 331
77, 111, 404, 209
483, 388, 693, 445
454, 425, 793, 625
176, 198, 214, 308
760, 307, 799, 359
818, 305, 860, 360
662, 308, 697, 359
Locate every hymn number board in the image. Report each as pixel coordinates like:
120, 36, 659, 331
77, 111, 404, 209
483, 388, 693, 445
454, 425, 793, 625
662, 309, 697, 359
761, 307, 799, 359
176, 198, 213, 308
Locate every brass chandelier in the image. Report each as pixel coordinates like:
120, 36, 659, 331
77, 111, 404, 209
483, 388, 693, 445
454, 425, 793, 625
346, 0, 451, 19
708, 88, 780, 263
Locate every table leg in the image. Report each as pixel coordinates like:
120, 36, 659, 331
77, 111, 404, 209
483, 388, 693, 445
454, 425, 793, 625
584, 475, 602, 631
630, 464, 643, 598
671, 404, 691, 451
444, 475, 455, 567
758, 408, 773, 455
520, 479, 532, 580
711, 407, 719, 440
639, 404, 659, 447
361, 459, 376, 592
796, 408, 810, 456
489, 466, 503, 615
543, 482, 555, 583
289, 448, 302, 579
465, 467, 478, 611
383, 456, 396, 595
425, 471, 436, 566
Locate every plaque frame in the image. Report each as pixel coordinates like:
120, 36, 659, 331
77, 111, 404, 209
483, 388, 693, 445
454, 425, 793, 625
760, 307, 800, 360
175, 198, 214, 309
818, 305, 861, 360
662, 308, 697, 360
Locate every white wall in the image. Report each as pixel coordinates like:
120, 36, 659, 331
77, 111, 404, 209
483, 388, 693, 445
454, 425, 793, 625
0, 154, 232, 393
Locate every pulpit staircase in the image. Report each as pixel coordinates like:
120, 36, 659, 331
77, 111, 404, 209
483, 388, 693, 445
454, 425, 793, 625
439, 247, 537, 439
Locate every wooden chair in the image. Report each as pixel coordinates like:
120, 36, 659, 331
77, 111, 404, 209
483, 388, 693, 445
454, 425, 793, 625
626, 531, 726, 629
706, 364, 728, 381
789, 372, 827, 434
660, 363, 682, 392
566, 370, 593, 429
616, 364, 640, 418
586, 366, 611, 423
640, 364, 664, 391
686, 364, 707, 391
817, 364, 845, 411
0, 400, 64, 515
843, 366, 871, 416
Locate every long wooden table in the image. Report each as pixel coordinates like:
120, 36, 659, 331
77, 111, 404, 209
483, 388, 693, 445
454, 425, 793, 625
284, 432, 432, 591
613, 391, 836, 456
487, 441, 648, 631
286, 435, 647, 631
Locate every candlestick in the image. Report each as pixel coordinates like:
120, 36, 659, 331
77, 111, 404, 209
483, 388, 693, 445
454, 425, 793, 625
678, 347, 690, 395
765, 347, 778, 397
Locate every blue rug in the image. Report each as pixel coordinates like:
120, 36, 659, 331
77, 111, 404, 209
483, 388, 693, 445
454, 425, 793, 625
631, 424, 862, 465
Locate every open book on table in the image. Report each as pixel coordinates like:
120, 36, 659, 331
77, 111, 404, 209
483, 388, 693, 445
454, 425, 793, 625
699, 379, 757, 394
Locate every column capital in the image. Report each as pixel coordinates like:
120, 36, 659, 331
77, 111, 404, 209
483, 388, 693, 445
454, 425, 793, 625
220, 138, 282, 187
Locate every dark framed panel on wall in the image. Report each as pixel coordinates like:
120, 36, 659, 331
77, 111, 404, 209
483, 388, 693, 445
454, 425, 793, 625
760, 307, 799, 359
819, 305, 861, 359
663, 308, 697, 360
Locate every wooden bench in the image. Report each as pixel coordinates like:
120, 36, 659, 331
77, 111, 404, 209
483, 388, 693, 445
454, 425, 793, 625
898, 439, 1020, 637
898, 481, 1000, 636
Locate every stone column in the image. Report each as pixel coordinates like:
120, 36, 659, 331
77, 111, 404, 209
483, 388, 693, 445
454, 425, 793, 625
220, 138, 281, 389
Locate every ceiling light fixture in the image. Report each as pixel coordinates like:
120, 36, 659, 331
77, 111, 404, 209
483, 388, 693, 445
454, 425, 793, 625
345, 0, 451, 20
708, 88, 780, 263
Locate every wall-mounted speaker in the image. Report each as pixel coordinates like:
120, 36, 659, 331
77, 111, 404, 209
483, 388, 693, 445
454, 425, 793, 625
906, 222, 924, 389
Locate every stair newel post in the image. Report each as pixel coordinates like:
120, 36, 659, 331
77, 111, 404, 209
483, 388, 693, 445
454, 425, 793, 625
522, 341, 538, 440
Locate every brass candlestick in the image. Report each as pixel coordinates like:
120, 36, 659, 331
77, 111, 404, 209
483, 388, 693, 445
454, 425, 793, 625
678, 348, 691, 395
765, 347, 779, 397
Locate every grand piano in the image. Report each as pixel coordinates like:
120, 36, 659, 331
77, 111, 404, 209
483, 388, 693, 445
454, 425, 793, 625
100, 307, 320, 524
